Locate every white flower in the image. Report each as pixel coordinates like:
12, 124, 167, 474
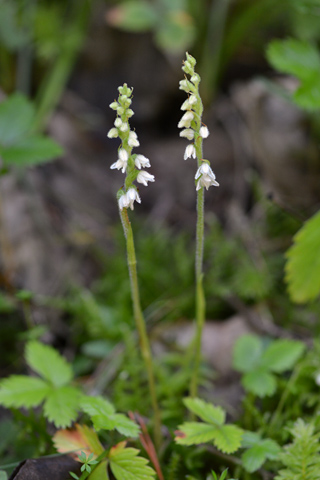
189, 94, 197, 105
114, 118, 122, 128
178, 111, 194, 128
179, 129, 194, 140
118, 188, 141, 210
137, 170, 155, 186
179, 79, 190, 92
107, 128, 119, 138
135, 154, 150, 169
110, 148, 129, 173
191, 74, 200, 84
128, 131, 140, 147
126, 188, 141, 210
120, 122, 128, 132
184, 144, 196, 160
195, 162, 219, 190
109, 101, 118, 110
118, 193, 128, 210
199, 125, 209, 138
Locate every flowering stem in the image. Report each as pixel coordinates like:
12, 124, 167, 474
119, 207, 162, 448
190, 140, 206, 400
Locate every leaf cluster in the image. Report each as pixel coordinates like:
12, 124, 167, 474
0, 341, 81, 428
175, 398, 243, 454
233, 335, 305, 397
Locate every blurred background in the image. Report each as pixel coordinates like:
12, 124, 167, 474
1, 0, 320, 454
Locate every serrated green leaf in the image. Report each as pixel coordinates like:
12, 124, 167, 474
107, 1, 157, 32
242, 369, 277, 397
285, 210, 320, 303
0, 375, 49, 408
109, 442, 155, 480
211, 425, 243, 454
260, 339, 305, 372
43, 386, 81, 428
0, 94, 34, 146
81, 396, 139, 437
266, 38, 320, 81
175, 422, 218, 445
183, 398, 225, 425
1, 135, 63, 166
233, 335, 263, 373
242, 439, 281, 473
26, 341, 73, 387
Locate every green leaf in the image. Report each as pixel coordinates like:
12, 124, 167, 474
81, 396, 139, 437
109, 442, 155, 480
211, 425, 243, 454
266, 38, 320, 81
26, 341, 73, 387
232, 335, 263, 373
293, 78, 320, 110
106, 1, 157, 32
242, 369, 277, 397
0, 94, 34, 146
0, 375, 49, 408
1, 135, 63, 167
183, 398, 225, 425
175, 422, 219, 445
285, 210, 320, 303
155, 11, 195, 53
242, 440, 281, 473
0, 470, 8, 480
260, 339, 305, 372
43, 386, 81, 428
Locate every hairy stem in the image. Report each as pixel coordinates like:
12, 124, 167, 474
190, 133, 206, 400
119, 208, 162, 448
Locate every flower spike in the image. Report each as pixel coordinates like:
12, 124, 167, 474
109, 84, 155, 211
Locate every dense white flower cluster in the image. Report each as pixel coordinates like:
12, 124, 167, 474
108, 84, 155, 210
178, 53, 219, 191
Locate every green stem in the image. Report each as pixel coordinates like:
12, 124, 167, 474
267, 365, 302, 437
190, 133, 205, 400
119, 208, 162, 448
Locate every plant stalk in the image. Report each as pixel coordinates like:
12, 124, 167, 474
119, 208, 162, 448
190, 132, 206, 400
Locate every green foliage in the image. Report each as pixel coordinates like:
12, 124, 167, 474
285, 210, 320, 303
0, 0, 30, 50
0, 472, 8, 480
80, 395, 140, 438
241, 431, 281, 473
0, 94, 62, 168
78, 451, 98, 474
106, 0, 195, 54
175, 398, 243, 454
0, 341, 81, 427
109, 442, 156, 480
266, 38, 320, 110
233, 335, 305, 397
275, 419, 320, 480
